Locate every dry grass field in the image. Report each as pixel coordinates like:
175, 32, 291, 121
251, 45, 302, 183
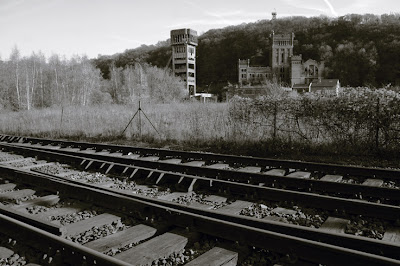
1, 99, 399, 168
0, 102, 231, 142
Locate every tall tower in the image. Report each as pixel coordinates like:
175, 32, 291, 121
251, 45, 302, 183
271, 32, 294, 83
170, 29, 198, 96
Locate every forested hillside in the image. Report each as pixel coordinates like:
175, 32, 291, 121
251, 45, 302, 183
94, 14, 400, 95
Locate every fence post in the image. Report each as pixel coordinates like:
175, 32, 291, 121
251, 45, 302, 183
375, 97, 380, 150
59, 106, 64, 137
273, 101, 277, 139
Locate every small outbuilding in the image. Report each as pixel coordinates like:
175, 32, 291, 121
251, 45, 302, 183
309, 79, 340, 94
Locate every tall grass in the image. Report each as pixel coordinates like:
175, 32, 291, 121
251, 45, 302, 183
1, 97, 400, 167
0, 102, 231, 142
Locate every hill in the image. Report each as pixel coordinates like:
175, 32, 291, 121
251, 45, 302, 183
93, 14, 400, 97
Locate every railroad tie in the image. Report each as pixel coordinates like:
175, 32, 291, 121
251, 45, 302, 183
0, 189, 36, 201
0, 246, 14, 259
320, 175, 343, 182
98, 181, 116, 188
12, 195, 60, 209
182, 161, 206, 167
94, 151, 112, 156
264, 169, 286, 176
362, 178, 384, 187
158, 192, 191, 202
286, 171, 311, 179
0, 204, 65, 235
238, 166, 262, 173
271, 207, 297, 215
185, 247, 238, 266
80, 149, 96, 154
160, 159, 182, 164
22, 162, 55, 170
0, 183, 17, 192
105, 164, 114, 174
63, 213, 121, 237
126, 153, 141, 159
84, 160, 94, 170
114, 232, 188, 265
35, 205, 86, 221
140, 156, 160, 161
319, 217, 350, 234
206, 163, 230, 170
263, 207, 297, 222
214, 200, 253, 215
56, 170, 80, 178
383, 227, 400, 243
188, 201, 214, 210
109, 152, 124, 157
0, 158, 34, 165
203, 195, 228, 204
84, 224, 157, 253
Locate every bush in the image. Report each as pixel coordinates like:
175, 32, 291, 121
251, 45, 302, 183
228, 87, 400, 152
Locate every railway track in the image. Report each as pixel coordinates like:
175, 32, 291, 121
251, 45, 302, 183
0, 134, 400, 265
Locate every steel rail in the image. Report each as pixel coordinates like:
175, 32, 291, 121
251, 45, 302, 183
2, 134, 400, 180
1, 157, 400, 262
3, 141, 400, 205
1, 166, 400, 265
2, 143, 400, 222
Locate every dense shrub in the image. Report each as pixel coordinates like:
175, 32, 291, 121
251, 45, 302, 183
229, 88, 400, 151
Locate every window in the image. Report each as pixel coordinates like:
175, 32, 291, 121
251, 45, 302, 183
188, 64, 195, 69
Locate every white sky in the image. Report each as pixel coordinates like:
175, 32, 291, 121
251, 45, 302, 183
0, 0, 399, 59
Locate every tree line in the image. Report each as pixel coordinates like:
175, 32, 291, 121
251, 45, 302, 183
94, 13, 400, 97
2, 13, 399, 110
0, 46, 185, 111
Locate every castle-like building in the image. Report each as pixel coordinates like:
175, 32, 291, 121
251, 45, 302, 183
238, 32, 326, 92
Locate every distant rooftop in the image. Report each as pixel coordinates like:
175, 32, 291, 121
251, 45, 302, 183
311, 79, 339, 87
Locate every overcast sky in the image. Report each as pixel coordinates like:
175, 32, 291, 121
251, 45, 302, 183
1, 0, 399, 59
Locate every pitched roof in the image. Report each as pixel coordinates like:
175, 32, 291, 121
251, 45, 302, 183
310, 79, 339, 88
292, 83, 309, 89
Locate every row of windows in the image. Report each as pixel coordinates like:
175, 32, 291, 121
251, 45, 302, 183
274, 40, 291, 46
275, 48, 292, 64
305, 65, 319, 76
241, 73, 271, 78
172, 34, 197, 44
174, 46, 186, 53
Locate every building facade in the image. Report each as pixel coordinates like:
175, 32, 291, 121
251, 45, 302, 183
170, 28, 198, 96
238, 59, 272, 86
271, 32, 294, 82
238, 32, 331, 92
291, 55, 325, 86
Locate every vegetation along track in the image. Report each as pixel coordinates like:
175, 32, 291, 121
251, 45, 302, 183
0, 135, 400, 265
